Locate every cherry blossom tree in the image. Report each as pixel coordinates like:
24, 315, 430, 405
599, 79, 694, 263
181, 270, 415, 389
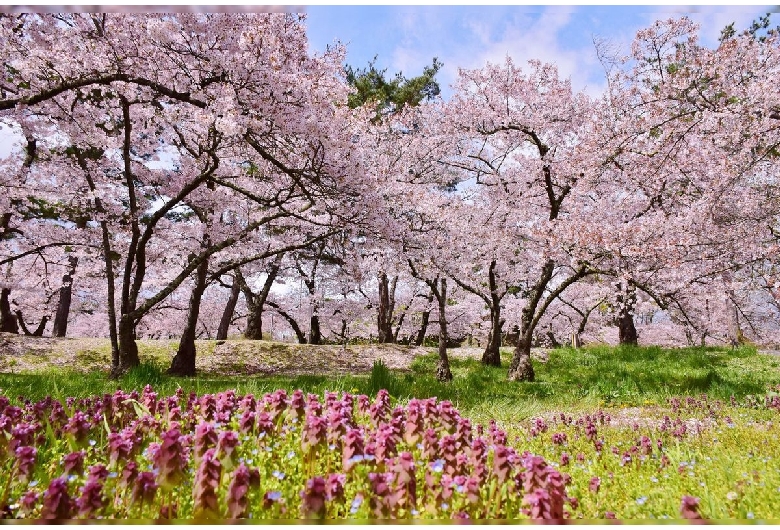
1, 13, 366, 376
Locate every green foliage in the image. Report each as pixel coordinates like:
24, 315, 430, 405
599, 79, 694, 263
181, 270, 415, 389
366, 359, 396, 396
721, 12, 779, 42
345, 56, 442, 121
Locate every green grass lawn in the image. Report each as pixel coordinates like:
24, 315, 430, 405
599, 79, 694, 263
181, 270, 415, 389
1, 343, 780, 520
2, 343, 777, 426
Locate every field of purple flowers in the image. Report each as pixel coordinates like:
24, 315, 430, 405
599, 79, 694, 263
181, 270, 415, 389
1, 387, 578, 520
4, 384, 778, 521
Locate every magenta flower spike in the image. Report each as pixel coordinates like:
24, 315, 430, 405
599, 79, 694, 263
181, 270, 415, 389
306, 394, 322, 416
256, 411, 274, 436
193, 448, 222, 519
88, 463, 109, 482
118, 461, 139, 490
357, 395, 370, 415
680, 495, 703, 519
15, 445, 37, 481
216, 430, 240, 471
194, 422, 218, 462
41, 477, 73, 520
300, 476, 328, 519
302, 415, 327, 453
422, 428, 439, 460
76, 478, 105, 518
239, 394, 257, 414
131, 471, 158, 507
326, 473, 346, 502
342, 428, 365, 472
62, 450, 86, 476
403, 402, 424, 446
199, 394, 217, 422
153, 427, 187, 490
239, 409, 255, 434
226, 463, 252, 519
19, 490, 40, 517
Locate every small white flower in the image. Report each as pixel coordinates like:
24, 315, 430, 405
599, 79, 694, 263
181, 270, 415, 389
287, 451, 295, 459
441, 503, 449, 510
636, 496, 648, 505
726, 492, 738, 501
650, 476, 658, 483
88, 440, 96, 446
747, 512, 754, 519
272, 470, 285, 480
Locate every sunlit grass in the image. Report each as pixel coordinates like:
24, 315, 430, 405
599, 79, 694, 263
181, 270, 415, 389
2, 344, 779, 426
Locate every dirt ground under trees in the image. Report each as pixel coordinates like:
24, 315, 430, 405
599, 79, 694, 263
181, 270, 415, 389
0, 332, 776, 376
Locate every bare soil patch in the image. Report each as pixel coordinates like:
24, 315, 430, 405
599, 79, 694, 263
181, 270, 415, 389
0, 333, 439, 376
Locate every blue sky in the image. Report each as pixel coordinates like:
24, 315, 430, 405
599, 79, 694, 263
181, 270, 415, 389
304, 5, 776, 98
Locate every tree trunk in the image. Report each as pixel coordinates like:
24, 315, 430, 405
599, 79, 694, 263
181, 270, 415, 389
617, 310, 638, 345
414, 309, 431, 346
507, 333, 535, 382
482, 306, 503, 367
266, 300, 307, 344
216, 275, 241, 341
52, 256, 78, 337
14, 310, 48, 336
168, 252, 209, 376
435, 278, 453, 382
393, 311, 405, 343
309, 313, 321, 345
377, 272, 395, 343
507, 269, 547, 382
116, 314, 140, 376
616, 282, 638, 346
0, 288, 18, 334
244, 304, 264, 340
481, 260, 502, 367
545, 326, 560, 348
243, 256, 283, 340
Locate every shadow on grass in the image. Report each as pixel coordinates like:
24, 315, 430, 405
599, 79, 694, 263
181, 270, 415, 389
540, 344, 778, 404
